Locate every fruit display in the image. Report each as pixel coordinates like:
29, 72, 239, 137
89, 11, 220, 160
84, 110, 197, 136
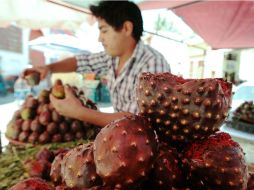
136, 72, 232, 147
234, 101, 254, 124
7, 73, 250, 190
6, 80, 100, 144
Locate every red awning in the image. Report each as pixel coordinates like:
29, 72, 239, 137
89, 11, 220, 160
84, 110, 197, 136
138, 0, 198, 10
174, 1, 254, 49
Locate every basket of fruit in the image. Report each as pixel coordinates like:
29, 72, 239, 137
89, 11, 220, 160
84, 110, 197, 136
6, 79, 100, 146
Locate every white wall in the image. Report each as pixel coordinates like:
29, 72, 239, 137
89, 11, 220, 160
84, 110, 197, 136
239, 49, 254, 82
0, 29, 29, 77
204, 49, 225, 78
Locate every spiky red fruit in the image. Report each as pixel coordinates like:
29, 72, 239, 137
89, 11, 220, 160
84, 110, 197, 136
137, 72, 232, 145
50, 152, 66, 185
61, 143, 102, 189
93, 115, 158, 189
36, 148, 55, 162
183, 132, 248, 190
10, 177, 54, 190
248, 173, 254, 190
151, 143, 183, 189
24, 159, 51, 180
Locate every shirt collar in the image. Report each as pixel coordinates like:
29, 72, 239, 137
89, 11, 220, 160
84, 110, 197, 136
130, 40, 144, 61
113, 40, 144, 68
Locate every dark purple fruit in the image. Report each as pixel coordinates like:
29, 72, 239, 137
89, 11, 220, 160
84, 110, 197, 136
63, 133, 74, 142
75, 131, 84, 140
28, 132, 39, 143
21, 120, 32, 131
31, 118, 43, 133
36, 148, 55, 162
18, 131, 29, 142
52, 110, 63, 123
52, 134, 62, 143
46, 122, 58, 135
39, 111, 51, 126
38, 132, 50, 144
70, 120, 82, 133
59, 122, 69, 134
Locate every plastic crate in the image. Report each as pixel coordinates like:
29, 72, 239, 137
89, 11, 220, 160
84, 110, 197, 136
99, 85, 111, 103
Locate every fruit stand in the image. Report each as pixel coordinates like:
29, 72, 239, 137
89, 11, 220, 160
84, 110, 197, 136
1, 74, 254, 190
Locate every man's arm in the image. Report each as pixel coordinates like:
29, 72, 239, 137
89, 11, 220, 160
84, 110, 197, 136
21, 57, 78, 80
75, 108, 132, 127
47, 57, 77, 73
49, 86, 133, 127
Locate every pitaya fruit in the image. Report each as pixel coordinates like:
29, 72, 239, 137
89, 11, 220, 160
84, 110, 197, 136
248, 173, 254, 190
50, 152, 66, 185
93, 115, 158, 189
137, 72, 232, 145
24, 159, 51, 180
10, 177, 54, 190
36, 148, 55, 162
61, 143, 102, 189
150, 142, 183, 189
182, 132, 248, 190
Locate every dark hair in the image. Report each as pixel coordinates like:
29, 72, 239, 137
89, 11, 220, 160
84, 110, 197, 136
90, 1, 143, 42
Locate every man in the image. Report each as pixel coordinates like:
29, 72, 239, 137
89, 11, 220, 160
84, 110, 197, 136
22, 1, 170, 127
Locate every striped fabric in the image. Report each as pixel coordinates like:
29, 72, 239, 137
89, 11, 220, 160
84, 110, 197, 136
76, 41, 171, 114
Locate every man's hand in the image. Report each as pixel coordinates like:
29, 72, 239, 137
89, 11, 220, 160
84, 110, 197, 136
50, 86, 84, 120
21, 66, 50, 81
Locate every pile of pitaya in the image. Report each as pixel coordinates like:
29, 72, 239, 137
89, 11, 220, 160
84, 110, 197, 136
11, 73, 249, 190
234, 101, 254, 124
6, 79, 100, 144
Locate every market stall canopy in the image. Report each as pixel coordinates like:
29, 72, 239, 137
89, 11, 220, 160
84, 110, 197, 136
138, 0, 198, 10
0, 0, 199, 29
174, 1, 254, 49
1, 0, 254, 49
0, 0, 90, 29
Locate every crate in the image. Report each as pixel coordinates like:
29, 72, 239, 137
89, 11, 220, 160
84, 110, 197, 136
99, 84, 111, 103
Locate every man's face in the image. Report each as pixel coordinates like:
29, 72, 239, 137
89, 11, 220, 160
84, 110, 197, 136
97, 18, 125, 57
